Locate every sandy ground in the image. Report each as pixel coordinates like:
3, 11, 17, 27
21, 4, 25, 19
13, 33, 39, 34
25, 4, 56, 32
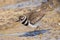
0, 0, 60, 40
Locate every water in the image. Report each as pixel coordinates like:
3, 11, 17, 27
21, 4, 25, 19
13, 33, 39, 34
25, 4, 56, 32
19, 30, 48, 37
0, 0, 48, 10
0, 30, 48, 37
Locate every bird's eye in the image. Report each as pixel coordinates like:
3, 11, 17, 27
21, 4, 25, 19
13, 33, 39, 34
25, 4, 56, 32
20, 17, 24, 20
20, 18, 23, 20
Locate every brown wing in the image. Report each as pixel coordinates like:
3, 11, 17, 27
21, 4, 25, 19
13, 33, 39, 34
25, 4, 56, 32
28, 11, 45, 24
24, 10, 45, 25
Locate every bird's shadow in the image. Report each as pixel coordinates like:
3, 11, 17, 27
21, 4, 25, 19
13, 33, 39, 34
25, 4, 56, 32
18, 30, 48, 37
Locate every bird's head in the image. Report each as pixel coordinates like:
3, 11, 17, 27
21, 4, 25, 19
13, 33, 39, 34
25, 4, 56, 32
16, 15, 25, 22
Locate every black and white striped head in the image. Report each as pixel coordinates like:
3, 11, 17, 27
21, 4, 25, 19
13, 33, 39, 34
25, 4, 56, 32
16, 15, 29, 26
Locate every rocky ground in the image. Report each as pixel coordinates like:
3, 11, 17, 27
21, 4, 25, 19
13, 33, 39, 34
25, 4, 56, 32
0, 0, 60, 40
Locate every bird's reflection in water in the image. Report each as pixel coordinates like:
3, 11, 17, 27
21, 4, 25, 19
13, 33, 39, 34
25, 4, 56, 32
19, 30, 48, 37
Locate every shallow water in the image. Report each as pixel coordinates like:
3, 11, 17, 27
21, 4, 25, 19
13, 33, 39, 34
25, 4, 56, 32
0, 0, 47, 10
19, 30, 48, 37
0, 30, 48, 37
